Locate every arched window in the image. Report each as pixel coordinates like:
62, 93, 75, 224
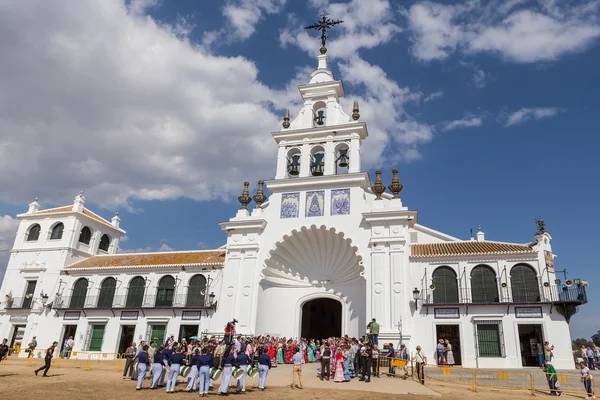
79, 226, 92, 245
69, 278, 88, 308
50, 223, 64, 240
511, 264, 540, 303
126, 276, 146, 308
156, 275, 175, 307
187, 275, 207, 306
287, 149, 301, 177
97, 277, 116, 308
432, 266, 459, 304
99, 234, 110, 252
26, 224, 41, 241
471, 265, 499, 303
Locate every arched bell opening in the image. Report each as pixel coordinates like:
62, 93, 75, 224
286, 147, 301, 178
310, 145, 325, 177
334, 142, 350, 174
312, 101, 327, 127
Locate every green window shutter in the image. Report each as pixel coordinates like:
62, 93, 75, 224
89, 325, 106, 351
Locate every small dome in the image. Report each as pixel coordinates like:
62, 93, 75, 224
263, 225, 364, 287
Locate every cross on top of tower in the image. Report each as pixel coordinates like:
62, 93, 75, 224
304, 12, 344, 55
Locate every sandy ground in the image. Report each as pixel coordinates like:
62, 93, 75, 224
0, 358, 553, 400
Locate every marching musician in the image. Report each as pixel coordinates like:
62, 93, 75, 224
235, 346, 250, 393
257, 346, 271, 391
135, 345, 150, 390
150, 345, 165, 389
166, 343, 185, 393
197, 347, 214, 398
185, 348, 200, 392
218, 345, 235, 395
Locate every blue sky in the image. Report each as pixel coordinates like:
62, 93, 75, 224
0, 0, 599, 338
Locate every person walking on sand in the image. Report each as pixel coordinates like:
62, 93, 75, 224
34, 341, 57, 377
291, 347, 304, 389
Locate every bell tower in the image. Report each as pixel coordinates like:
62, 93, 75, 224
274, 53, 367, 180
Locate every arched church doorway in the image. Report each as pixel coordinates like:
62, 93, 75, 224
301, 298, 342, 340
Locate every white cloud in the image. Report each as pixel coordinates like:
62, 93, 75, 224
504, 107, 564, 127
206, 0, 287, 44
442, 114, 483, 131
0, 1, 284, 209
407, 0, 600, 63
0, 215, 19, 284
281, 0, 435, 162
424, 90, 444, 102
119, 242, 174, 253
472, 69, 486, 88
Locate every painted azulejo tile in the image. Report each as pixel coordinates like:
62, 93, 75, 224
305, 190, 325, 217
281, 192, 300, 219
331, 189, 350, 216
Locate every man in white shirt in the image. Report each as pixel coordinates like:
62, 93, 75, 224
413, 345, 427, 385
291, 348, 304, 389
66, 336, 74, 359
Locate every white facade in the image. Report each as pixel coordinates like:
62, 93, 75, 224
0, 52, 586, 370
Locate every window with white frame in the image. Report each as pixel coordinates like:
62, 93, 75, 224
475, 320, 505, 357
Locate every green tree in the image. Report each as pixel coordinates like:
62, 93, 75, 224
572, 338, 593, 358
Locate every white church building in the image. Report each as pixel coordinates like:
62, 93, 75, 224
0, 50, 587, 370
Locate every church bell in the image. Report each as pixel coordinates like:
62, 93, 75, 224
336, 148, 349, 168
287, 154, 301, 176
314, 110, 325, 126
311, 153, 324, 176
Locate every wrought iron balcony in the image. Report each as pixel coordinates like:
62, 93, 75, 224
52, 293, 216, 310
2, 296, 36, 309
418, 284, 587, 306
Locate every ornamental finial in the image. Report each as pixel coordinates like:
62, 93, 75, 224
304, 12, 344, 55
282, 109, 290, 129
535, 217, 546, 235
253, 180, 267, 207
371, 170, 385, 200
238, 181, 252, 210
388, 169, 403, 198
352, 100, 360, 121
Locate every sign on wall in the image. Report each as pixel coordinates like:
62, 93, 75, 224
120, 311, 139, 320
182, 311, 202, 321
9, 315, 28, 323
63, 311, 81, 321
515, 307, 543, 318
434, 308, 460, 319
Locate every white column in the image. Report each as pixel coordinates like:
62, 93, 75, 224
370, 243, 388, 325
349, 135, 360, 173
324, 140, 335, 175
300, 142, 311, 177
276, 146, 287, 179
389, 243, 404, 334
235, 251, 258, 334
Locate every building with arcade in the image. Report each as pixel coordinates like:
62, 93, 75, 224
0, 47, 587, 370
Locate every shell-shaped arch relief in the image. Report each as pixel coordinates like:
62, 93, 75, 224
262, 225, 365, 287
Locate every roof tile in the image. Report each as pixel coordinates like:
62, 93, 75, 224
411, 241, 535, 257
65, 250, 226, 269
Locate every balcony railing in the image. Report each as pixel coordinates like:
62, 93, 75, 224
52, 294, 213, 310
419, 284, 587, 306
3, 297, 35, 309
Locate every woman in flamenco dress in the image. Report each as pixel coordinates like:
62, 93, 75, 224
284, 340, 295, 364
332, 348, 346, 382
314, 340, 321, 362
268, 341, 278, 367
302, 340, 309, 364
308, 339, 316, 363
343, 345, 352, 381
276, 340, 284, 364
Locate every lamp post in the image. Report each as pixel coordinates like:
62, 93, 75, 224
413, 288, 420, 310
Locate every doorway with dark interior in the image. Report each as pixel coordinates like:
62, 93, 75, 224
118, 325, 136, 354
301, 298, 342, 340
10, 325, 26, 348
179, 325, 199, 342
435, 324, 462, 366
59, 325, 78, 358
518, 324, 544, 367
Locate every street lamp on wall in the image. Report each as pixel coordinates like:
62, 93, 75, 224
412, 288, 420, 310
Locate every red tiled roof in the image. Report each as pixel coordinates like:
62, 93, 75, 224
411, 241, 535, 257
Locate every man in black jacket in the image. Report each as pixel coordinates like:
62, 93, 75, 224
0, 338, 9, 362
320, 345, 331, 381
359, 343, 372, 383
34, 341, 58, 377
